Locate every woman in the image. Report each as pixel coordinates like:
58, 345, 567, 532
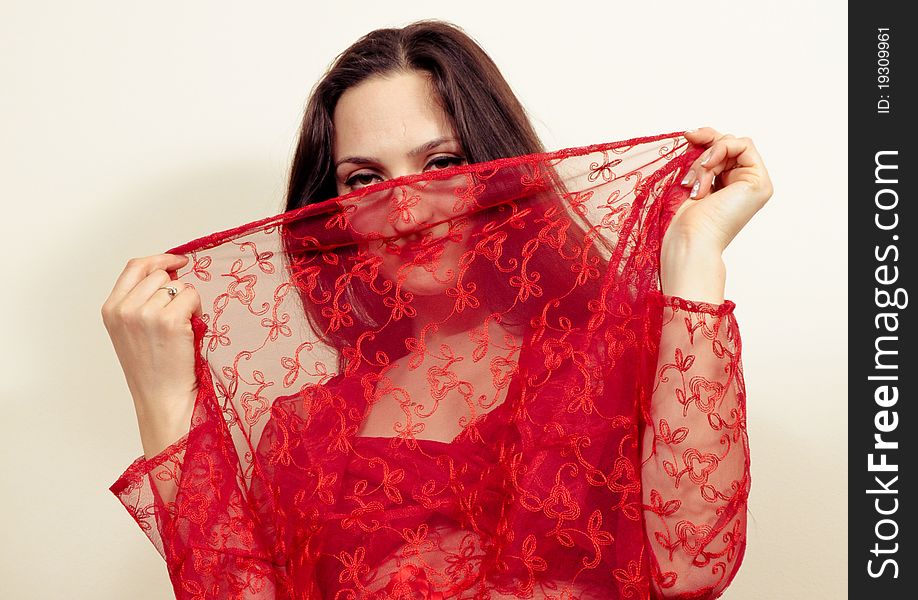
103, 19, 772, 599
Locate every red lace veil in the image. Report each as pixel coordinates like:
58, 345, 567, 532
110, 131, 751, 599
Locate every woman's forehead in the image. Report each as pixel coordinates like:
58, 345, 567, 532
332, 71, 455, 161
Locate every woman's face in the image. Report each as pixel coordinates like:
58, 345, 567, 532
332, 70, 470, 297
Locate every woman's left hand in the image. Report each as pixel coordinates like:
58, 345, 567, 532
665, 127, 774, 254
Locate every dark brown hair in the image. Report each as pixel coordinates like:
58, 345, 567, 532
281, 20, 609, 374
283, 19, 545, 212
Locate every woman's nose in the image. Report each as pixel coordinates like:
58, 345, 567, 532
389, 184, 435, 236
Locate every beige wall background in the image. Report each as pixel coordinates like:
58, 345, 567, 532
2, 1, 846, 598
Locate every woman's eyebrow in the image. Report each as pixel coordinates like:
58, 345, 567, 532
334, 137, 458, 168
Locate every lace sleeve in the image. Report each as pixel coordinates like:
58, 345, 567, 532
639, 290, 751, 599
109, 379, 291, 598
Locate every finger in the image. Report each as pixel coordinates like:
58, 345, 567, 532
698, 136, 763, 173
690, 168, 718, 199
688, 170, 710, 199
682, 126, 724, 146
680, 127, 726, 188
145, 278, 194, 312
693, 136, 767, 199
106, 254, 189, 306
163, 283, 204, 320
687, 134, 733, 199
122, 269, 176, 310
682, 133, 741, 187
686, 134, 736, 188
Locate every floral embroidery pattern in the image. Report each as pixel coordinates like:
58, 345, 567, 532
110, 132, 750, 599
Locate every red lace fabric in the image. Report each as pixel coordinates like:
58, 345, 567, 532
109, 131, 750, 599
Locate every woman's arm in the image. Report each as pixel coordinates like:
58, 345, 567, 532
110, 380, 291, 598
635, 123, 770, 597
639, 249, 751, 599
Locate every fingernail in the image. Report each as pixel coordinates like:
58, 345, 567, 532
684, 128, 697, 134
700, 151, 711, 166
681, 169, 695, 186
690, 180, 700, 199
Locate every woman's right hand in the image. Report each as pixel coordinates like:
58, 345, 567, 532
101, 253, 203, 459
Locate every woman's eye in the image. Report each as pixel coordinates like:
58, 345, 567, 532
344, 157, 465, 189
344, 173, 381, 189
427, 156, 465, 170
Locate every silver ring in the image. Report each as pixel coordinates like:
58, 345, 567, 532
158, 285, 178, 299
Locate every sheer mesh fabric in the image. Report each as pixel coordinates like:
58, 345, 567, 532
110, 131, 751, 599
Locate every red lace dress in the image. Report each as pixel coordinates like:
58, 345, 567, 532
110, 131, 751, 599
